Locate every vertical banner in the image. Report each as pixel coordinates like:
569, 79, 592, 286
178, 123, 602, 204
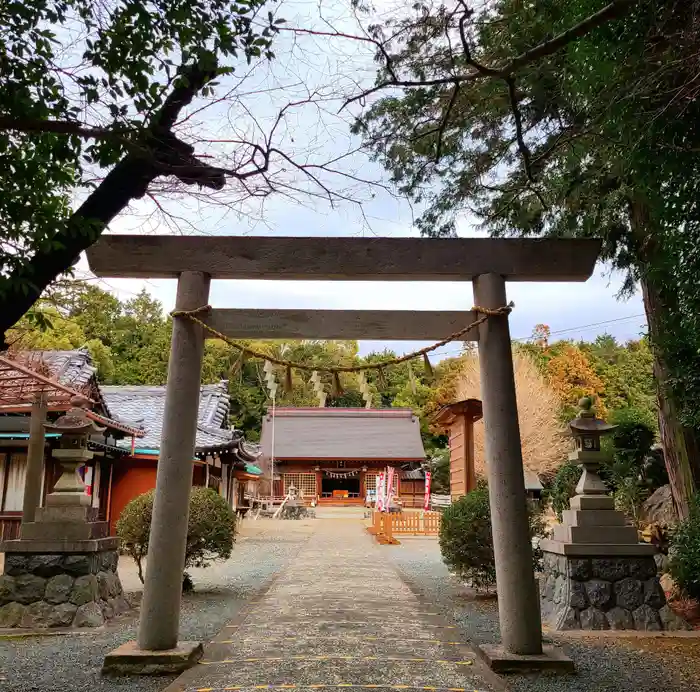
376, 472, 385, 512
424, 470, 431, 511
385, 466, 395, 512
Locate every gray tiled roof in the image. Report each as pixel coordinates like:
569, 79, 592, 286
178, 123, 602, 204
260, 408, 426, 461
13, 347, 97, 389
101, 381, 236, 452
31, 347, 97, 387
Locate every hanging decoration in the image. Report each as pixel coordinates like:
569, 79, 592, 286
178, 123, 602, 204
407, 362, 417, 395
323, 469, 359, 478
309, 370, 326, 408
357, 372, 372, 409
171, 303, 514, 398
422, 353, 434, 379
263, 360, 278, 399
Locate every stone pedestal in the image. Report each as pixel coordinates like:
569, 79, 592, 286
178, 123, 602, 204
540, 503, 690, 631
0, 507, 127, 629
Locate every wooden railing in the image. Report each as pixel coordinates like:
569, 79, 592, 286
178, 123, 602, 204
366, 509, 441, 544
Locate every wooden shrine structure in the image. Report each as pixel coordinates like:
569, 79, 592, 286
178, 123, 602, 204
87, 234, 600, 671
433, 398, 483, 499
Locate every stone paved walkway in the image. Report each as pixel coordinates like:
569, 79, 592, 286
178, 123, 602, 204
166, 521, 502, 692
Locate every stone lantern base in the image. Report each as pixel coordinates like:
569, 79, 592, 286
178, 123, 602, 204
539, 544, 691, 631
0, 507, 128, 629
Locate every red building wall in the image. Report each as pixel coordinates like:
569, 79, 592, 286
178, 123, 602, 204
108, 459, 158, 534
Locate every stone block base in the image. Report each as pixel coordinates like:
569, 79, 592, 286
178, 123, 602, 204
102, 640, 203, 675
0, 549, 127, 629
540, 551, 691, 631
475, 643, 574, 674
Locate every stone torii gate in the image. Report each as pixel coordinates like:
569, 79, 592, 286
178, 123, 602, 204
90, 235, 600, 673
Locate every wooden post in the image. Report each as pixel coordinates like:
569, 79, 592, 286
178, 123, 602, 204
137, 271, 210, 652
473, 273, 542, 655
22, 392, 47, 523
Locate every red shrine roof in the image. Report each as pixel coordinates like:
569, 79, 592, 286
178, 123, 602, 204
260, 407, 426, 461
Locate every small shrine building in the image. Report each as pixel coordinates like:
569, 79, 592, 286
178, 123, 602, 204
259, 407, 426, 506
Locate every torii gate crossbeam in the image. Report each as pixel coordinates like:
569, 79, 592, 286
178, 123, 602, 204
90, 235, 600, 670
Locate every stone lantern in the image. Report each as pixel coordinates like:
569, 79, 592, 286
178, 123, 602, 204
44, 395, 105, 507
538, 397, 688, 631
0, 397, 126, 630
568, 396, 616, 505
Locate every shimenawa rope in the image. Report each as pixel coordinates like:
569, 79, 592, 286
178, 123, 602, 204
170, 303, 514, 376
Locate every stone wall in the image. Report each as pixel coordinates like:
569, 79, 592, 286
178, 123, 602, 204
0, 550, 128, 628
540, 552, 690, 631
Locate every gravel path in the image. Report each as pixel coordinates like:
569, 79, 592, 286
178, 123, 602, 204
389, 536, 700, 692
169, 519, 501, 692
0, 520, 312, 692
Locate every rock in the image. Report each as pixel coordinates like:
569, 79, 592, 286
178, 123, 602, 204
110, 596, 130, 616
97, 572, 111, 600
553, 575, 567, 605
3, 554, 28, 576
659, 604, 692, 631
628, 557, 658, 580
108, 573, 123, 598
556, 607, 580, 630
70, 575, 98, 606
20, 601, 54, 628
585, 579, 613, 609
0, 602, 26, 627
633, 603, 662, 630
614, 578, 644, 610
46, 602, 77, 628
73, 601, 104, 628
99, 599, 114, 620
640, 485, 677, 530
580, 607, 610, 630
13, 574, 46, 604
569, 558, 592, 581
591, 558, 628, 581
27, 555, 64, 578
45, 574, 74, 604
62, 555, 93, 577
569, 581, 588, 610
100, 551, 118, 573
606, 606, 635, 630
643, 578, 667, 610
654, 553, 670, 575
0, 575, 16, 605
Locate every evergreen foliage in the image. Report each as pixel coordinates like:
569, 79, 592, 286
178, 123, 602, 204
116, 487, 236, 589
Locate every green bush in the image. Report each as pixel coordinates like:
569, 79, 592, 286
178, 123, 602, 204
439, 485, 545, 590
669, 494, 700, 600
544, 462, 581, 520
116, 487, 236, 589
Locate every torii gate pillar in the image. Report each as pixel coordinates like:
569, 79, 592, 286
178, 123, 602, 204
137, 271, 210, 655
473, 273, 544, 659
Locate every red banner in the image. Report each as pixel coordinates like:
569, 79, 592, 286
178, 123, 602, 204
424, 470, 432, 510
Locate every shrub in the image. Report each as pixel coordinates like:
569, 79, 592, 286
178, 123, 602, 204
669, 494, 700, 600
116, 487, 236, 588
544, 462, 581, 520
439, 485, 545, 590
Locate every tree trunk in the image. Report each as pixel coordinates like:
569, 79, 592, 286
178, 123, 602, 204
641, 276, 697, 519
631, 198, 699, 519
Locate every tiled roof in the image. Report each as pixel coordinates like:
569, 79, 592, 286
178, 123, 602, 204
101, 381, 241, 453
32, 347, 97, 388
260, 408, 426, 461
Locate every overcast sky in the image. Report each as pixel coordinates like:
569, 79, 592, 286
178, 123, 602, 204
77, 0, 647, 358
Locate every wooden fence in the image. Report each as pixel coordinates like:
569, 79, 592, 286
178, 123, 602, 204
366, 510, 441, 544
